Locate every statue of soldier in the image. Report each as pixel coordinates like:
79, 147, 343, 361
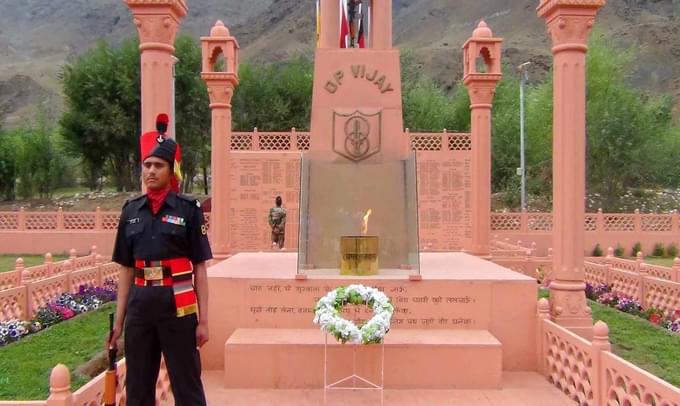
268, 196, 287, 249
348, 0, 363, 48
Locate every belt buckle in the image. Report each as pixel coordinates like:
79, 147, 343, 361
144, 266, 163, 281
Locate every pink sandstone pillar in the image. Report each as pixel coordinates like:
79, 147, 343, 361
46, 364, 73, 405
124, 0, 187, 134
538, 0, 604, 333
463, 22, 502, 256
371, 0, 393, 49
201, 21, 240, 257
319, 0, 340, 48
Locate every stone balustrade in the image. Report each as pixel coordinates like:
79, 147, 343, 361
0, 359, 172, 406
0, 259, 121, 321
585, 260, 680, 316
536, 299, 680, 405
490, 209, 680, 234
0, 248, 104, 289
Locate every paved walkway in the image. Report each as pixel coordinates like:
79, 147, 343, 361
204, 371, 575, 405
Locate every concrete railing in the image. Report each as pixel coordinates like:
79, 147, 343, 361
491, 209, 680, 234
0, 248, 104, 290
585, 257, 680, 316
0, 208, 120, 231
587, 251, 680, 282
536, 299, 680, 405
0, 260, 120, 321
231, 129, 311, 151
229, 129, 472, 152
0, 359, 173, 406
3, 208, 676, 235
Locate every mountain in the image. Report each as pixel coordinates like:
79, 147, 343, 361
0, 0, 678, 126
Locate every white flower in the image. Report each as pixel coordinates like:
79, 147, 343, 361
313, 284, 394, 345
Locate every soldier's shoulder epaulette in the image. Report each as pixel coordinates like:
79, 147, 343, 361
177, 194, 202, 208
123, 194, 145, 208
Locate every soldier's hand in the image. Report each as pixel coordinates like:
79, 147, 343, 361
196, 323, 209, 348
107, 322, 123, 351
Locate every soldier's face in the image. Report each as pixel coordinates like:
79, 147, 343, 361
143, 156, 172, 190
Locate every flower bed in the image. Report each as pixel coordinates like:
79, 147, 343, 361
586, 282, 680, 334
0, 280, 117, 347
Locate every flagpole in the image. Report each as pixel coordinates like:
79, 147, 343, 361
367, 1, 371, 48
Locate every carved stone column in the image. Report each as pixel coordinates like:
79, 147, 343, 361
371, 0, 392, 49
319, 0, 340, 48
124, 0, 187, 134
201, 21, 240, 258
538, 0, 605, 335
463, 22, 502, 256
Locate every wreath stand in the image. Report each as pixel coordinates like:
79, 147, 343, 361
323, 333, 385, 405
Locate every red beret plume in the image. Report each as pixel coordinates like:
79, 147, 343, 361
156, 113, 169, 125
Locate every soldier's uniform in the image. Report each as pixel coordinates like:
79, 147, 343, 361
113, 142, 211, 406
268, 206, 286, 249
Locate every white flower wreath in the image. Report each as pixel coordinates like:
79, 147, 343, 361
313, 284, 394, 345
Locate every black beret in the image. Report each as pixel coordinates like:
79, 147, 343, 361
145, 137, 177, 165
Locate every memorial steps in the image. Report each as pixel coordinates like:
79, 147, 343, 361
203, 371, 575, 405
198, 252, 565, 402
223, 328, 502, 389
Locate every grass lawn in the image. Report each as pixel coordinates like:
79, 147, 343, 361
0, 255, 68, 273
0, 303, 115, 400
540, 289, 680, 387
590, 301, 680, 387
644, 257, 675, 267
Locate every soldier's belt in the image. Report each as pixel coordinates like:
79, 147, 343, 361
133, 258, 198, 317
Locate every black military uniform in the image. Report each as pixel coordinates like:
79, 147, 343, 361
113, 139, 211, 406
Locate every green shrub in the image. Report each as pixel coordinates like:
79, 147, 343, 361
666, 243, 678, 259
614, 244, 625, 258
592, 243, 603, 257
631, 242, 643, 257
652, 243, 665, 257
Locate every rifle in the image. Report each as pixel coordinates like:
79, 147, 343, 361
102, 313, 117, 406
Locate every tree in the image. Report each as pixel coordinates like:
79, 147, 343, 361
232, 56, 314, 131
173, 35, 211, 193
585, 34, 676, 210
60, 35, 212, 193
0, 129, 18, 200
60, 39, 141, 192
11, 123, 67, 199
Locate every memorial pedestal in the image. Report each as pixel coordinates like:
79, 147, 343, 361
210, 252, 536, 391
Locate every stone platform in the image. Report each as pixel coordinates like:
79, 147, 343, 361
225, 328, 502, 389
204, 371, 575, 405
203, 252, 538, 392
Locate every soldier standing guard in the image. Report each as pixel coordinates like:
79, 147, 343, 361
108, 135, 211, 406
268, 196, 287, 249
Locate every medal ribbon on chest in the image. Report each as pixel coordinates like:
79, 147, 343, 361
161, 215, 186, 227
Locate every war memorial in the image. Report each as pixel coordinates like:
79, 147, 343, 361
1, 0, 680, 405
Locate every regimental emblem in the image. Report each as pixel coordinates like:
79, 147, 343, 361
332, 110, 382, 162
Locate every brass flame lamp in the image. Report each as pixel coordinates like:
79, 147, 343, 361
340, 236, 379, 275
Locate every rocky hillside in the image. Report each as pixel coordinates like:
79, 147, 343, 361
0, 0, 678, 126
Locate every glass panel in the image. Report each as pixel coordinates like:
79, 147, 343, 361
298, 152, 420, 277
